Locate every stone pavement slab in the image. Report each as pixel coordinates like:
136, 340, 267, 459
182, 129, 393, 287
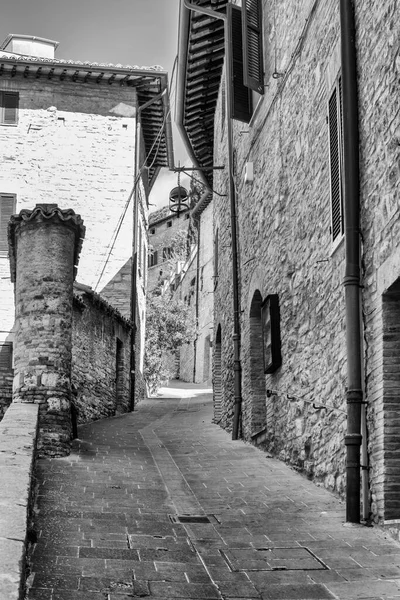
26, 382, 400, 599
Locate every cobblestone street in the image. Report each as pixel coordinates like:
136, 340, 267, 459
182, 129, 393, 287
27, 382, 400, 600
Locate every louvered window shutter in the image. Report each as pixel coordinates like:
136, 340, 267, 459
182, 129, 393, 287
242, 0, 264, 94
2, 92, 19, 125
228, 4, 252, 123
0, 194, 16, 253
328, 77, 344, 242
0, 343, 13, 370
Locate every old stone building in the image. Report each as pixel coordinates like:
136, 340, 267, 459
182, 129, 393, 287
0, 34, 174, 420
177, 0, 399, 528
147, 205, 191, 292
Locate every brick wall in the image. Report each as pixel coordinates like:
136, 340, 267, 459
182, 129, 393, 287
72, 288, 132, 423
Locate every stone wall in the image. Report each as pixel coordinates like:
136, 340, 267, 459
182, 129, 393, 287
356, 0, 400, 524
194, 204, 214, 385
9, 204, 85, 457
214, 0, 348, 493
175, 253, 197, 382
148, 207, 191, 292
0, 77, 137, 343
212, 0, 399, 518
72, 285, 132, 423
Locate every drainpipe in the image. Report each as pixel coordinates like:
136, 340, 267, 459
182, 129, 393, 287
340, 0, 363, 523
180, 0, 243, 440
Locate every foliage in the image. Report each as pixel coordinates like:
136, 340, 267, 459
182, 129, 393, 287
144, 291, 195, 395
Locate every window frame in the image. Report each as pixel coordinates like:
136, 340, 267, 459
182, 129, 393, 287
0, 91, 19, 126
327, 74, 344, 250
0, 193, 17, 256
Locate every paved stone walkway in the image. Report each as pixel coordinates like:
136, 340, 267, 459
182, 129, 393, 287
26, 382, 400, 599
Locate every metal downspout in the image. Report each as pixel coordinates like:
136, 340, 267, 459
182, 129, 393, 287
340, 0, 363, 523
181, 0, 243, 440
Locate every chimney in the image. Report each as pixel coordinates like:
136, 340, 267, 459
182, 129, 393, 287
0, 34, 59, 59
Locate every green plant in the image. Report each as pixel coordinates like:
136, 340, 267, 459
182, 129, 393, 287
144, 291, 195, 394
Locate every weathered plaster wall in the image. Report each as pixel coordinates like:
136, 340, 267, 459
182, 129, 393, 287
72, 290, 132, 423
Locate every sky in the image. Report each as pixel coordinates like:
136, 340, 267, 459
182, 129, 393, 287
0, 0, 190, 210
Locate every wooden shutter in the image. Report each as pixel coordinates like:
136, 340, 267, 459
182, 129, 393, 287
2, 92, 19, 125
228, 4, 252, 123
242, 0, 264, 94
0, 343, 13, 370
0, 194, 16, 253
328, 77, 344, 242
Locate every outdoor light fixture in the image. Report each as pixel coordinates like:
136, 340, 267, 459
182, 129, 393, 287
169, 185, 189, 217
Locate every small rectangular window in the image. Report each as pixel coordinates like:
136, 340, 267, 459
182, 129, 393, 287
328, 75, 344, 245
166, 220, 172, 228
0, 92, 19, 125
0, 194, 16, 254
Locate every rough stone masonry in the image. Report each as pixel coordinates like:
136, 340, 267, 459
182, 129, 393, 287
8, 203, 85, 456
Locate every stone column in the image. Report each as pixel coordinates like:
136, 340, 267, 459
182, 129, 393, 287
8, 204, 85, 457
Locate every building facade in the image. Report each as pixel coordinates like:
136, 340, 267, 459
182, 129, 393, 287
0, 34, 173, 417
177, 0, 400, 527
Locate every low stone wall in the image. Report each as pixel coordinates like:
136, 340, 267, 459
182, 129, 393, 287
72, 285, 132, 423
0, 403, 39, 600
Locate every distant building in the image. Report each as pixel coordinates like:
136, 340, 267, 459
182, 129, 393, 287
147, 205, 191, 292
0, 33, 174, 416
177, 0, 400, 529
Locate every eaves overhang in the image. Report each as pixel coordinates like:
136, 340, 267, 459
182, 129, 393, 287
176, 0, 227, 194
0, 52, 174, 188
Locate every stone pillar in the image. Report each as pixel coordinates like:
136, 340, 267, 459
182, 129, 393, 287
8, 204, 85, 457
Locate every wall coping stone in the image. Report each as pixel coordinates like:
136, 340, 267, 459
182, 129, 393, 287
73, 281, 133, 328
0, 402, 39, 600
8, 203, 86, 283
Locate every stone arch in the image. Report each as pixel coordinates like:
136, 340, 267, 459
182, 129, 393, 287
213, 324, 223, 423
245, 289, 267, 437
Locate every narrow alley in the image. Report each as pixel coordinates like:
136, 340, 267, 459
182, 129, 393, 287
27, 383, 400, 600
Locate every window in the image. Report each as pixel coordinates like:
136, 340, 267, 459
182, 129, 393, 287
148, 250, 158, 267
228, 4, 253, 123
0, 91, 19, 125
166, 220, 172, 228
163, 247, 172, 260
150, 227, 156, 235
242, 0, 264, 94
0, 194, 16, 254
328, 75, 344, 244
261, 294, 282, 374
0, 343, 13, 370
